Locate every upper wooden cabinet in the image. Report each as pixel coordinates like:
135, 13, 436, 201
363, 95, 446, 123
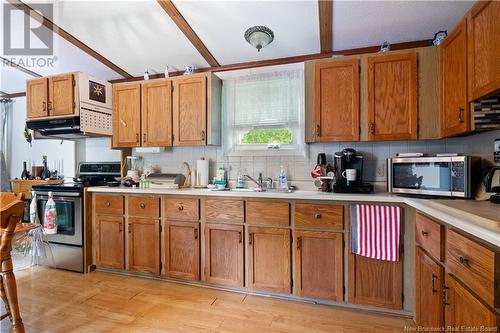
172, 73, 221, 146
142, 80, 173, 147
313, 58, 360, 142
112, 83, 141, 148
367, 52, 418, 141
440, 19, 470, 137
27, 74, 76, 119
467, 1, 500, 101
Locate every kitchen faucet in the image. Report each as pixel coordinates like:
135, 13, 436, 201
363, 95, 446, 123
244, 173, 264, 190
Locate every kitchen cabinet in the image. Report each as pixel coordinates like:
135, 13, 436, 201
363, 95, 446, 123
246, 201, 290, 226
467, 1, 500, 101
367, 52, 418, 141
141, 80, 173, 147
26, 74, 75, 119
112, 83, 141, 148
444, 274, 498, 329
294, 231, 343, 301
314, 58, 360, 142
205, 199, 244, 224
415, 246, 444, 329
26, 77, 48, 119
247, 227, 291, 294
127, 217, 160, 275
95, 216, 125, 269
172, 73, 221, 146
348, 253, 403, 309
163, 220, 200, 280
204, 223, 244, 287
440, 19, 470, 137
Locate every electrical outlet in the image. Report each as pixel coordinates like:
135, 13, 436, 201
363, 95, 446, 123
376, 162, 385, 178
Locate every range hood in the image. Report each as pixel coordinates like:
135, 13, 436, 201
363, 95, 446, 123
27, 116, 103, 140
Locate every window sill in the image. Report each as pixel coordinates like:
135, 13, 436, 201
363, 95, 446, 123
225, 147, 309, 158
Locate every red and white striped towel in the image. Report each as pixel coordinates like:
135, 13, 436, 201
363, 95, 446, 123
350, 204, 401, 261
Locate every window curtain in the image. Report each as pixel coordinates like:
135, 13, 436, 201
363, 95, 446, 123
0, 99, 12, 192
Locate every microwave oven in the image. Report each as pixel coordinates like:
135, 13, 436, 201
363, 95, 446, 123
387, 156, 481, 198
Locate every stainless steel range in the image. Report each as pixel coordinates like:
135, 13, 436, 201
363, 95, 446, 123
32, 162, 120, 272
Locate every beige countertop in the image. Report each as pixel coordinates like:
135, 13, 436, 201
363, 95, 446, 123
88, 186, 500, 248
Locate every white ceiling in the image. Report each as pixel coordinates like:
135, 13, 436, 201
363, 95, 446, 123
1, 0, 475, 93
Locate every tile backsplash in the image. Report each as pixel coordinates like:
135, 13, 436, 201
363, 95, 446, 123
134, 129, 499, 184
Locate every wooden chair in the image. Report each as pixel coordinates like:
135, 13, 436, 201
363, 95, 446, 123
0, 193, 26, 333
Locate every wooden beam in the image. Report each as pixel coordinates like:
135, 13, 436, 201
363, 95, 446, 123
109, 39, 434, 84
0, 91, 26, 98
6, 0, 132, 78
318, 0, 333, 53
0, 56, 42, 77
157, 0, 220, 67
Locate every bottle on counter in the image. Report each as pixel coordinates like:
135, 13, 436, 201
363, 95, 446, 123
40, 156, 51, 180
21, 161, 30, 180
236, 168, 245, 189
278, 165, 288, 191
43, 191, 57, 235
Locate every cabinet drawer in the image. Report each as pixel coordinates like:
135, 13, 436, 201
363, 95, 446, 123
295, 203, 343, 230
446, 229, 497, 306
127, 196, 160, 218
95, 195, 124, 215
164, 197, 199, 221
246, 201, 290, 226
415, 213, 443, 261
205, 199, 244, 223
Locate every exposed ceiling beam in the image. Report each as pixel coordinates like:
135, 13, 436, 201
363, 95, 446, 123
6, 0, 132, 78
0, 91, 26, 98
157, 0, 220, 67
318, 0, 333, 53
1, 56, 42, 77
110, 38, 433, 84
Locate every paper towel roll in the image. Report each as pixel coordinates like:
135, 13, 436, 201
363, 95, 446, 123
196, 158, 209, 186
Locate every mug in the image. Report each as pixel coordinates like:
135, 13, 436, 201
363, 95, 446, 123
342, 169, 357, 182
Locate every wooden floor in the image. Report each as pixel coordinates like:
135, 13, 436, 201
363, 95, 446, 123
2, 267, 414, 332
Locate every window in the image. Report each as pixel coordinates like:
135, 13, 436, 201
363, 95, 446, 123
222, 68, 306, 156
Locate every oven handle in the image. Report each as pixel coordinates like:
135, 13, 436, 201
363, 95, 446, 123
34, 191, 81, 197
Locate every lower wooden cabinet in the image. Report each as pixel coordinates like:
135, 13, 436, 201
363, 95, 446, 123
294, 231, 343, 301
205, 223, 244, 287
127, 218, 160, 275
163, 220, 200, 280
95, 216, 125, 269
348, 253, 403, 309
444, 274, 498, 329
415, 246, 444, 328
247, 227, 291, 294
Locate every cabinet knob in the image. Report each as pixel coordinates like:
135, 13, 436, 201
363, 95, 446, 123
314, 212, 322, 219
421, 230, 428, 236
458, 256, 469, 265
140, 203, 146, 209
177, 205, 184, 211
106, 201, 111, 207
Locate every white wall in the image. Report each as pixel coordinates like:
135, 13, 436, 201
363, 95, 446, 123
8, 97, 76, 180
75, 138, 121, 163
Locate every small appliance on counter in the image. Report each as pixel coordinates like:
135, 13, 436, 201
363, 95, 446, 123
387, 155, 481, 198
125, 156, 141, 182
332, 149, 373, 193
485, 139, 500, 204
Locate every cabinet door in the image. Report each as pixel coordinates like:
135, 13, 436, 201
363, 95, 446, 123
415, 247, 444, 329
95, 216, 124, 269
163, 220, 200, 280
348, 253, 403, 309
127, 218, 160, 274
26, 78, 48, 119
315, 59, 360, 141
113, 83, 141, 148
48, 73, 75, 117
205, 223, 244, 287
467, 1, 500, 100
142, 80, 172, 147
445, 274, 498, 329
294, 231, 343, 301
367, 53, 417, 141
440, 19, 469, 137
173, 75, 207, 146
248, 227, 291, 294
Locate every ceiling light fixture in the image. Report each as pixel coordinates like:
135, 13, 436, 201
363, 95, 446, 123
244, 26, 274, 52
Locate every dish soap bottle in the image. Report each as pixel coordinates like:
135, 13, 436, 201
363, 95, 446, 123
43, 191, 57, 235
236, 168, 245, 189
278, 166, 288, 191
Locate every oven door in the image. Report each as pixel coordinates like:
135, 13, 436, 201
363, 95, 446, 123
388, 157, 455, 197
35, 191, 83, 246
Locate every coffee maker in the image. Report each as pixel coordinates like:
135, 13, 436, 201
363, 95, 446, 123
333, 148, 373, 193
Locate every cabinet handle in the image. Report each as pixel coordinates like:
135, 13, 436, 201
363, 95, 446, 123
369, 122, 375, 135
421, 230, 428, 237
48, 101, 53, 111
431, 273, 438, 293
201, 130, 205, 141
143, 133, 147, 143
443, 286, 450, 306
136, 133, 139, 143
119, 223, 122, 232
106, 201, 111, 207
177, 205, 184, 211
458, 255, 469, 265
238, 231, 242, 243
42, 101, 46, 112
459, 107, 465, 123
316, 125, 321, 136
297, 236, 302, 250
194, 228, 198, 240
128, 223, 132, 233
314, 212, 322, 219
248, 233, 253, 245
140, 203, 146, 209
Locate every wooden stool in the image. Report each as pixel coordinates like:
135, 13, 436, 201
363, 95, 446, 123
0, 193, 26, 333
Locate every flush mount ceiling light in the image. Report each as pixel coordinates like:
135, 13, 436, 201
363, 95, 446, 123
244, 26, 274, 52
